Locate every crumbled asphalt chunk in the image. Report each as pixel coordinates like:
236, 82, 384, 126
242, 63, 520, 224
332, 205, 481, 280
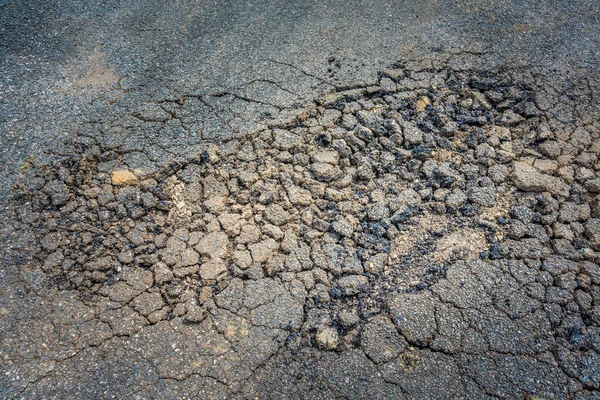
467, 186, 496, 207
512, 161, 570, 196
9, 62, 600, 398
331, 218, 354, 238
362, 315, 408, 363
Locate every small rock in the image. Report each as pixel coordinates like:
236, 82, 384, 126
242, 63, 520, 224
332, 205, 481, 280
558, 165, 575, 184
185, 300, 207, 322
471, 91, 492, 110
218, 213, 241, 232
580, 248, 596, 260
500, 109, 525, 125
559, 202, 590, 223
237, 143, 257, 161
118, 250, 134, 264
281, 230, 299, 253
584, 178, 600, 193
316, 326, 339, 351
42, 250, 64, 271
337, 275, 369, 296
273, 129, 302, 150
132, 292, 165, 316
488, 243, 504, 259
584, 219, 600, 251
83, 186, 103, 199
111, 170, 138, 186
539, 141, 562, 158
202, 145, 220, 164
154, 262, 173, 284
488, 164, 509, 184
533, 159, 559, 174
355, 164, 374, 181
44, 180, 69, 206
40, 232, 62, 251
401, 188, 422, 206
475, 143, 495, 165
262, 224, 284, 240
415, 96, 431, 112
390, 205, 415, 224
367, 203, 390, 221
180, 248, 200, 266
325, 188, 348, 201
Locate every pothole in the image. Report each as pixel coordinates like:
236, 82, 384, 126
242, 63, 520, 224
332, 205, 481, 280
13, 64, 600, 348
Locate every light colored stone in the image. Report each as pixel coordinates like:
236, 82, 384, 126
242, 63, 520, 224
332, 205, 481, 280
337, 275, 369, 295
316, 326, 339, 350
397, 188, 421, 207
262, 224, 284, 240
118, 250, 134, 264
415, 95, 431, 112
281, 230, 299, 253
445, 189, 467, 209
204, 196, 227, 213
132, 292, 164, 316
311, 162, 340, 182
273, 129, 302, 150
111, 170, 138, 185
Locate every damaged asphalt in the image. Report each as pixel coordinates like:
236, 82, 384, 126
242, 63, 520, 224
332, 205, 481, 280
1, 1, 600, 399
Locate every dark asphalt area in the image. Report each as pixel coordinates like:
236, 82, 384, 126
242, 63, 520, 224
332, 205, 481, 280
2, 0, 598, 190
1, 1, 600, 398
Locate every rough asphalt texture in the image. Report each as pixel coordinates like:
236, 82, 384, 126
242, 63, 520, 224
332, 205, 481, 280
2, 1, 600, 399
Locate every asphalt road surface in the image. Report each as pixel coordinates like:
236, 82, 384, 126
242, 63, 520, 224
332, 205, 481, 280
1, 1, 600, 398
